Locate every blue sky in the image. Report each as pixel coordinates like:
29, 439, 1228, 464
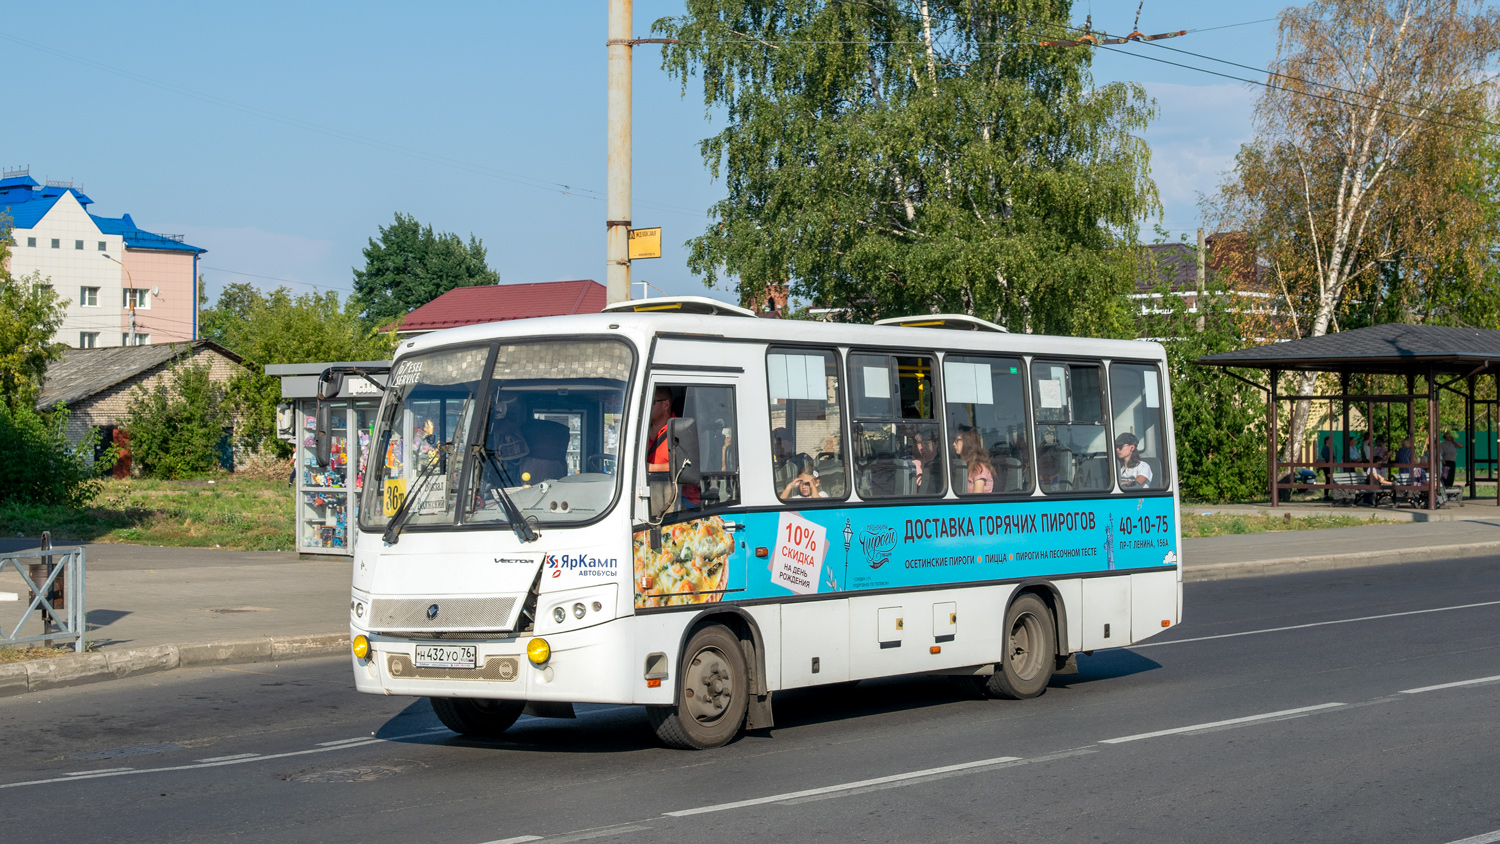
1, 1, 1281, 306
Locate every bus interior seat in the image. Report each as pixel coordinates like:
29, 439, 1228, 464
996, 457, 1024, 492
519, 419, 570, 482
1141, 457, 1162, 486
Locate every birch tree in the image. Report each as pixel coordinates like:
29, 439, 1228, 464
1217, 0, 1500, 455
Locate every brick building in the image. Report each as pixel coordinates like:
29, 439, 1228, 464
36, 341, 243, 454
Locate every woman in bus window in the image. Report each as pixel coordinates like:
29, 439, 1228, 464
1116, 432, 1153, 489
957, 428, 995, 494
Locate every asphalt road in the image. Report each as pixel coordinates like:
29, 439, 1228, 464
2, 557, 1498, 844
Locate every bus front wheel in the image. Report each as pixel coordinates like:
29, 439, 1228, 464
430, 697, 525, 737
647, 624, 748, 750
977, 593, 1056, 700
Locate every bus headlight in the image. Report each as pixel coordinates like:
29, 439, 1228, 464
552, 607, 567, 624
527, 638, 551, 665
351, 635, 370, 659
572, 602, 587, 619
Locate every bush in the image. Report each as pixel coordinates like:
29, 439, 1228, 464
0, 403, 103, 507
123, 360, 228, 479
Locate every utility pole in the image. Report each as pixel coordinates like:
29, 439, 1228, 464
1195, 227, 1206, 333
606, 0, 632, 305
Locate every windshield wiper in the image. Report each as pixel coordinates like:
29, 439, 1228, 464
474, 444, 540, 543
383, 446, 448, 545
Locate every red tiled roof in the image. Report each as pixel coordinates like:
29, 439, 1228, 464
397, 280, 607, 332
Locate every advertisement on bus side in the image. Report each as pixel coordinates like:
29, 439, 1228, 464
632, 496, 1176, 609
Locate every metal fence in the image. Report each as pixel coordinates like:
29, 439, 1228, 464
1, 543, 87, 653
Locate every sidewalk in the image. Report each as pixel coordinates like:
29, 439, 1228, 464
4, 519, 1500, 696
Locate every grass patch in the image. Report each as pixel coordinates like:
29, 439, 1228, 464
1180, 512, 1376, 538
0, 476, 295, 551
0, 645, 81, 664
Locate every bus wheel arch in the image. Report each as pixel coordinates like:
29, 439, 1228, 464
1006, 580, 1070, 658
649, 620, 752, 749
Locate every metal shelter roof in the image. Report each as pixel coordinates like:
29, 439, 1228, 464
1196, 323, 1500, 375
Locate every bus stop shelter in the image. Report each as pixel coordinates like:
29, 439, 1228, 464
1196, 323, 1500, 511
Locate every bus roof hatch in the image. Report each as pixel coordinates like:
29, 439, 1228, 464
873, 314, 1010, 333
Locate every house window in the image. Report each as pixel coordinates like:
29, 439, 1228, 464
123, 333, 150, 346
26, 237, 36, 247
123, 288, 151, 309
79, 332, 98, 349
97, 241, 106, 251
79, 286, 99, 307
74, 240, 84, 250
51, 238, 60, 249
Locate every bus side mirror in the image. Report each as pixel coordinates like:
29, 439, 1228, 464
668, 417, 700, 485
314, 401, 332, 468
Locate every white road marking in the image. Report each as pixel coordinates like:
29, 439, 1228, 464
1099, 703, 1347, 744
0, 727, 452, 790
663, 755, 1022, 817
316, 737, 373, 746
1399, 674, 1500, 695
194, 753, 259, 763
478, 836, 543, 844
1444, 830, 1500, 844
542, 826, 649, 843
1131, 599, 1500, 649
777, 747, 1098, 805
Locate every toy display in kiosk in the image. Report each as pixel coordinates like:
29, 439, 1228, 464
302, 413, 347, 488
302, 491, 348, 549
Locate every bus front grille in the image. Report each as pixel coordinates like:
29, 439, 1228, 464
368, 596, 520, 632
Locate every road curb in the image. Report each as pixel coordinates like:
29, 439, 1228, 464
0, 633, 347, 698
1183, 540, 1500, 581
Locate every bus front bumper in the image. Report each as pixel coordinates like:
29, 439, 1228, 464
350, 619, 634, 704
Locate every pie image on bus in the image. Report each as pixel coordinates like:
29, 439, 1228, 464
335, 298, 1181, 750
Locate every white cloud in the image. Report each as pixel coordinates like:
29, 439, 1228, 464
1138, 82, 1258, 232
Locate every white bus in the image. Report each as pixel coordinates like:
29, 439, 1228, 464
330, 298, 1181, 749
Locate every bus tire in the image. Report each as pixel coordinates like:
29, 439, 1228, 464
647, 624, 748, 749
430, 697, 525, 737
982, 593, 1056, 700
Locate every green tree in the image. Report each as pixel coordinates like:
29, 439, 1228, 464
352, 212, 500, 327
123, 359, 228, 479
655, 0, 1158, 333
0, 402, 103, 507
200, 283, 399, 456
0, 216, 67, 409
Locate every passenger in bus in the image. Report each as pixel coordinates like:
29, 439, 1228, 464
1115, 432, 1153, 489
910, 429, 943, 494
648, 386, 700, 507
780, 470, 828, 499
956, 428, 995, 494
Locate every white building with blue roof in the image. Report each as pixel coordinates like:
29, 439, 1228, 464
0, 168, 205, 348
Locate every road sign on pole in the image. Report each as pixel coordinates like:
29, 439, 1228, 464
628, 227, 662, 260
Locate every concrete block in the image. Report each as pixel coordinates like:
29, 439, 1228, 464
177, 638, 273, 667
0, 663, 29, 697
105, 644, 179, 679
270, 633, 347, 660
25, 653, 111, 691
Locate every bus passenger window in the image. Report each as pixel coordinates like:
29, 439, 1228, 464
1109, 362, 1168, 490
849, 353, 942, 498
646, 384, 740, 520
1032, 361, 1110, 493
768, 349, 846, 501
943, 356, 1031, 495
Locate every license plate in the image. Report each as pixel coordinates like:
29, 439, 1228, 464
414, 644, 476, 669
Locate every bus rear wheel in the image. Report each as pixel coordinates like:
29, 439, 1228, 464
430, 697, 525, 737
647, 624, 748, 750
976, 593, 1056, 700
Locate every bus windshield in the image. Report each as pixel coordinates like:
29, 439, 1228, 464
359, 338, 635, 534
